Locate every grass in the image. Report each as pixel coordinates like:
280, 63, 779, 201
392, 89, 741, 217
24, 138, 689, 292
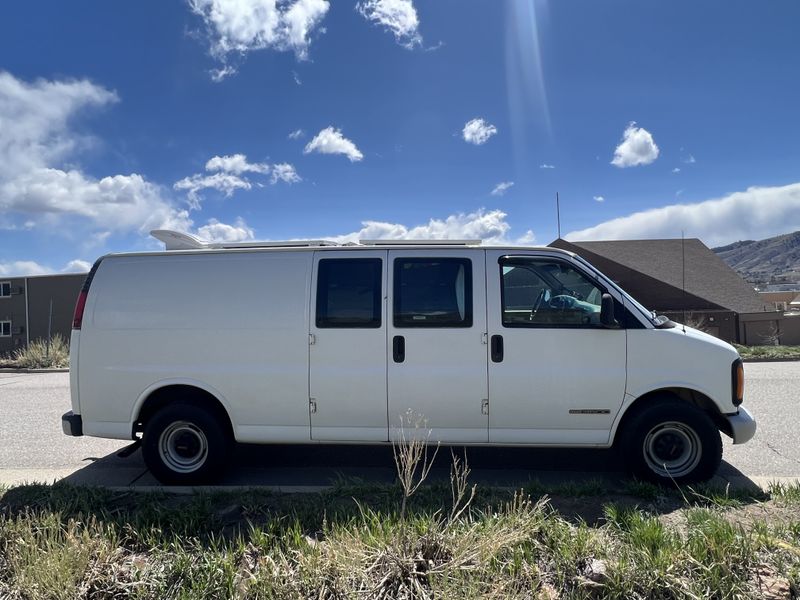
0, 334, 70, 369
1, 479, 798, 599
735, 343, 800, 360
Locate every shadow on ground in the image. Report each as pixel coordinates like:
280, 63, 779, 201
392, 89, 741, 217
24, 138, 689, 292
56, 442, 759, 496
0, 452, 770, 542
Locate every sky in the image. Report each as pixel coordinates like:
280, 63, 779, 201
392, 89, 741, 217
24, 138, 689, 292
1, 0, 800, 275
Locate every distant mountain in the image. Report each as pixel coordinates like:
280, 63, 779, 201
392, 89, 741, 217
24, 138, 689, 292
714, 231, 800, 284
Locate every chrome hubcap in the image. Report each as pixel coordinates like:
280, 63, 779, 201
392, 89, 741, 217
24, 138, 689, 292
643, 421, 701, 478
158, 421, 208, 473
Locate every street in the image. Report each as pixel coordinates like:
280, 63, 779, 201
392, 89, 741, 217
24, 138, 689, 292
0, 362, 798, 489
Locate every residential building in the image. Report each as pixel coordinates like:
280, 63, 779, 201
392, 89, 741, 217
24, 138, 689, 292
0, 273, 87, 355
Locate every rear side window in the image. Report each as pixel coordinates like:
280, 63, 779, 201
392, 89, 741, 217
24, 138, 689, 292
393, 258, 472, 327
316, 259, 382, 328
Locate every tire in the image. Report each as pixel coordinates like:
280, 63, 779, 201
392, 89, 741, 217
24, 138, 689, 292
620, 397, 722, 484
142, 402, 229, 485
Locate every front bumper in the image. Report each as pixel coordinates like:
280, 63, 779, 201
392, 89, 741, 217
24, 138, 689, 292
724, 406, 756, 445
62, 411, 83, 437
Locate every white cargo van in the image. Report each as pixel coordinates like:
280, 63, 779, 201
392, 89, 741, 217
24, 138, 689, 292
63, 230, 756, 485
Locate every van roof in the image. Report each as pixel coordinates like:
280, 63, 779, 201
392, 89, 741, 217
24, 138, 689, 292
150, 229, 487, 250
136, 229, 574, 257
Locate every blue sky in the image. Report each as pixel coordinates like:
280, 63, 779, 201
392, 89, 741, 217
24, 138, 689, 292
1, 0, 800, 275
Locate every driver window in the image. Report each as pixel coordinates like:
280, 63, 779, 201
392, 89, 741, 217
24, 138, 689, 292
500, 258, 604, 328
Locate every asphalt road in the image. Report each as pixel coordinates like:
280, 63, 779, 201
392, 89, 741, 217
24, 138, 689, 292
0, 363, 797, 489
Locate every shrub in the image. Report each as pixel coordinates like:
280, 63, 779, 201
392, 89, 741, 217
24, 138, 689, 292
12, 334, 69, 369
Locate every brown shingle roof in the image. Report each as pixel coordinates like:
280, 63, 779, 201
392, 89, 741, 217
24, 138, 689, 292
550, 238, 767, 314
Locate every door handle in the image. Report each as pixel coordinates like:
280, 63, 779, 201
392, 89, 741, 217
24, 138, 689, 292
393, 335, 405, 363
490, 335, 504, 363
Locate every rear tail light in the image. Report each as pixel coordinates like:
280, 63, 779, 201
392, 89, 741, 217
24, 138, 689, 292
732, 359, 744, 407
72, 259, 103, 330
72, 290, 88, 329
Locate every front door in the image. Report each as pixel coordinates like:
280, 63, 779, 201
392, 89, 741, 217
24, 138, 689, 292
309, 251, 388, 441
387, 250, 489, 443
486, 251, 627, 445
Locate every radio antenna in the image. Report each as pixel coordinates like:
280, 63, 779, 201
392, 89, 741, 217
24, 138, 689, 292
681, 231, 687, 333
556, 192, 562, 239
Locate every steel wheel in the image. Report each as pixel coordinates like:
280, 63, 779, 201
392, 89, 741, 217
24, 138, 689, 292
642, 421, 702, 478
158, 420, 209, 474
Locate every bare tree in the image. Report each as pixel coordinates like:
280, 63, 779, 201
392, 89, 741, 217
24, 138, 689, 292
760, 321, 783, 346
682, 312, 709, 332
392, 410, 439, 521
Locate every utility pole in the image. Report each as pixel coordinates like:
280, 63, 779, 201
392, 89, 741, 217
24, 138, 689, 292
556, 192, 562, 239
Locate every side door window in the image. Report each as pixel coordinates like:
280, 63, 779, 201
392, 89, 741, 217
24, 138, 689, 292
393, 258, 472, 327
500, 258, 604, 327
316, 259, 382, 328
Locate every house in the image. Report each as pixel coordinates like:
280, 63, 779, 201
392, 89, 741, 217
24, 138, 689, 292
549, 238, 769, 343
0, 273, 87, 355
758, 290, 800, 312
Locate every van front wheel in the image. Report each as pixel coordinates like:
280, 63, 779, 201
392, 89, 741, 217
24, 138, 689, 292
142, 403, 228, 485
620, 399, 722, 484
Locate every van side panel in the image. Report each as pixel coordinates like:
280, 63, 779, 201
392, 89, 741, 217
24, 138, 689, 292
78, 252, 312, 441
624, 327, 737, 412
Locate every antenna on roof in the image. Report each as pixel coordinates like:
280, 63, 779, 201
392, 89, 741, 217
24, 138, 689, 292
556, 192, 562, 239
682, 230, 687, 333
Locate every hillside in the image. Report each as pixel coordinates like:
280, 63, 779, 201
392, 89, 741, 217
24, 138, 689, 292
714, 231, 800, 284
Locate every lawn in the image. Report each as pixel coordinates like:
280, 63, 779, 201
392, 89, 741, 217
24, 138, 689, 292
736, 344, 800, 361
1, 475, 798, 599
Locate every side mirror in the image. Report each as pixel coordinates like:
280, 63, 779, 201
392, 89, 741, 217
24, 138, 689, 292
600, 293, 618, 328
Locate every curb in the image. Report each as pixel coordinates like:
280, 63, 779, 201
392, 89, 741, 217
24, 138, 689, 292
741, 357, 800, 363
0, 368, 69, 373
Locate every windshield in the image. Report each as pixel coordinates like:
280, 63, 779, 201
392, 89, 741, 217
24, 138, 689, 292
572, 255, 656, 325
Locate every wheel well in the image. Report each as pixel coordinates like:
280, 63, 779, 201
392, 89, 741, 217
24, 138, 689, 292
613, 388, 730, 445
134, 385, 234, 439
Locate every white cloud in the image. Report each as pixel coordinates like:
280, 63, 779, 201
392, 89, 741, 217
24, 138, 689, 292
62, 259, 92, 273
517, 230, 536, 244
672, 167, 681, 173
205, 153, 269, 174
328, 209, 532, 245
197, 217, 254, 242
539, 164, 555, 169
270, 162, 301, 184
491, 181, 514, 196
682, 154, 696, 164
174, 172, 252, 207
288, 129, 305, 139
304, 126, 364, 161
462, 118, 497, 145
6, 170, 191, 232
593, 196, 605, 203
565, 182, 800, 248
610, 122, 659, 168
188, 0, 330, 79
0, 261, 51, 277
0, 72, 190, 235
356, 0, 422, 48
0, 258, 95, 277
175, 153, 299, 206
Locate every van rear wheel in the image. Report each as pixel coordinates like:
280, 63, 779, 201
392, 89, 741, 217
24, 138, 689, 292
620, 398, 722, 484
142, 403, 228, 485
